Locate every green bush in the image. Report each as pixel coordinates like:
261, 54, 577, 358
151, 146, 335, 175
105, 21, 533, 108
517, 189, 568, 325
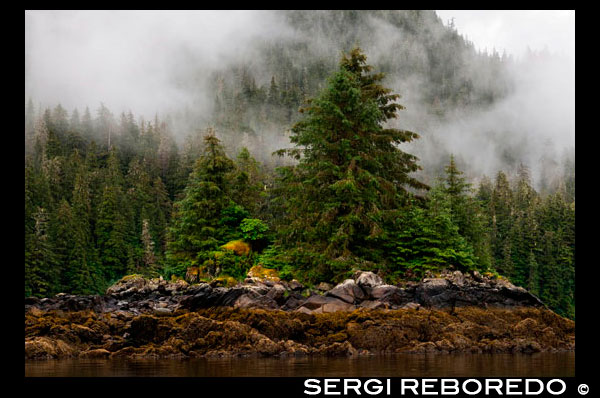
240, 218, 269, 241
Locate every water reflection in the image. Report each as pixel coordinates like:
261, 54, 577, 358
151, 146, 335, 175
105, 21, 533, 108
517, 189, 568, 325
25, 352, 574, 377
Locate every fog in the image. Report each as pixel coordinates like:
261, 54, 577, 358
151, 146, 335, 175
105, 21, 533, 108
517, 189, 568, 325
405, 48, 574, 186
25, 11, 292, 115
25, 10, 574, 188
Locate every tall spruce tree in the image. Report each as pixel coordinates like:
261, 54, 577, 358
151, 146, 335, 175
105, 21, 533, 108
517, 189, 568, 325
274, 48, 427, 282
442, 155, 491, 268
166, 131, 238, 276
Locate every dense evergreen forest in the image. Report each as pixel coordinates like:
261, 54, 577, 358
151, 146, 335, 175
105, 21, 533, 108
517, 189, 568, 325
25, 47, 574, 319
25, 11, 574, 319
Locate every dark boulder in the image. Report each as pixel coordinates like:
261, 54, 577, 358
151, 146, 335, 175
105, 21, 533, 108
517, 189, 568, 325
326, 279, 366, 304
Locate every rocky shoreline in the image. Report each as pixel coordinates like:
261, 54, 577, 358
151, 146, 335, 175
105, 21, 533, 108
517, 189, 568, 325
25, 270, 574, 360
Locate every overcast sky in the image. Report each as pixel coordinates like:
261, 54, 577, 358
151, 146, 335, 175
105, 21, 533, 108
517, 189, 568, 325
25, 10, 575, 118
435, 10, 575, 59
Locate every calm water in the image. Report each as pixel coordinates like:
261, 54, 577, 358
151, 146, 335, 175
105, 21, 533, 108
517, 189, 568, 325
25, 352, 574, 377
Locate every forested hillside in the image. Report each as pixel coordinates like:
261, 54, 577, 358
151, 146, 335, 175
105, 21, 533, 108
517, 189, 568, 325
178, 11, 513, 168
25, 11, 574, 319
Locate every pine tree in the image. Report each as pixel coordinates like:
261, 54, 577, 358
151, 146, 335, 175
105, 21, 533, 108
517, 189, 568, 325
81, 107, 93, 142
510, 164, 539, 287
141, 219, 158, 276
52, 104, 69, 135
274, 48, 427, 282
70, 108, 81, 133
386, 186, 476, 279
25, 207, 58, 297
230, 147, 265, 215
95, 150, 129, 280
166, 131, 238, 276
490, 170, 513, 274
442, 156, 491, 269
50, 199, 75, 291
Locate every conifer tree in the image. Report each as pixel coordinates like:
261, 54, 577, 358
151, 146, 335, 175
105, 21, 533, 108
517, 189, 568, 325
274, 48, 427, 281
443, 155, 491, 268
230, 147, 265, 215
141, 219, 158, 276
166, 131, 238, 276
386, 186, 475, 278
81, 107, 93, 142
25, 207, 58, 296
95, 150, 129, 280
490, 170, 513, 273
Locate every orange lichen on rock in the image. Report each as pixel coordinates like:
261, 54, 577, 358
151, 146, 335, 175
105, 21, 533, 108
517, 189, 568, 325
247, 265, 280, 282
221, 240, 251, 256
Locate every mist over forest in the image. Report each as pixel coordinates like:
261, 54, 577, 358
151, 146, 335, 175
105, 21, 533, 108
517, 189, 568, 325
25, 10, 574, 191
24, 10, 575, 319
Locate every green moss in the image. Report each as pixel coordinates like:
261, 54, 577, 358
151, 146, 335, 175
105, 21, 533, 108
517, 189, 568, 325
121, 274, 144, 282
211, 275, 238, 288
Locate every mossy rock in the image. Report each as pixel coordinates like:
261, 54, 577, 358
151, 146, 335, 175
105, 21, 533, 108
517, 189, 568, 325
211, 276, 238, 288
221, 240, 251, 256
247, 265, 280, 282
121, 274, 145, 282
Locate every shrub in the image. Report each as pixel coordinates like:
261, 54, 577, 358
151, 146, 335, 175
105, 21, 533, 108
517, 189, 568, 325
240, 218, 269, 241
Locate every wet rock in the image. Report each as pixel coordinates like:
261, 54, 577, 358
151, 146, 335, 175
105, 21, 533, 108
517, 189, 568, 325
106, 275, 147, 296
301, 294, 331, 310
288, 279, 304, 291
266, 284, 287, 303
79, 348, 110, 358
280, 293, 305, 311
472, 270, 484, 282
234, 294, 279, 310
435, 339, 455, 352
153, 307, 172, 316
71, 324, 101, 343
316, 282, 333, 292
165, 279, 188, 295
414, 341, 438, 353
127, 315, 159, 344
25, 337, 76, 359
370, 285, 399, 299
322, 298, 356, 313
326, 279, 366, 304
359, 300, 389, 310
355, 271, 384, 289
216, 287, 247, 306
294, 306, 314, 315
320, 341, 357, 356
515, 339, 542, 353
26, 268, 549, 320
450, 270, 466, 286
24, 306, 574, 359
178, 284, 217, 310
416, 278, 456, 307
255, 337, 280, 356
513, 318, 538, 334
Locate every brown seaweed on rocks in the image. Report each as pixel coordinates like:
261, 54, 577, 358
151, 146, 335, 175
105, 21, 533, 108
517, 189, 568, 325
25, 306, 574, 360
